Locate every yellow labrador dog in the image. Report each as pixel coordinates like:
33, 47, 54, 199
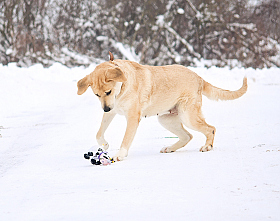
77, 52, 247, 161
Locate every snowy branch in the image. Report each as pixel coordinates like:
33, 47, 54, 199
164, 24, 201, 58
97, 36, 139, 62
227, 23, 257, 31
185, 0, 203, 19
156, 14, 200, 59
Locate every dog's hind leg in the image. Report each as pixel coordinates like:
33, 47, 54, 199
96, 111, 116, 150
158, 114, 193, 153
179, 102, 216, 152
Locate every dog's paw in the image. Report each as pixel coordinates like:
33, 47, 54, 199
97, 139, 109, 150
200, 144, 213, 152
102, 143, 109, 150
113, 148, 128, 161
160, 147, 174, 153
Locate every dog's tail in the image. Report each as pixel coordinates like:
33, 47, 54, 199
202, 77, 247, 101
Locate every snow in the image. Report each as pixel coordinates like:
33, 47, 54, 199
227, 23, 257, 31
177, 8, 185, 14
134, 23, 141, 31
61, 48, 90, 65
1, 63, 280, 220
156, 15, 165, 26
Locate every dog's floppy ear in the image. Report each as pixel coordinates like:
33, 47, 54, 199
77, 75, 92, 95
105, 67, 127, 82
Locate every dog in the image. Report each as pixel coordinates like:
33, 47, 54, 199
77, 52, 247, 161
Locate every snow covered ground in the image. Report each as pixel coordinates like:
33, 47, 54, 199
0, 62, 280, 220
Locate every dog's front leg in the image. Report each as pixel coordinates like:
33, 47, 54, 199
96, 111, 116, 150
113, 110, 140, 161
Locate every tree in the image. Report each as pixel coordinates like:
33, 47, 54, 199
252, 0, 280, 43
0, 0, 279, 68
189, 0, 279, 68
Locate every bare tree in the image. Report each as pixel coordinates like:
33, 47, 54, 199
0, 0, 279, 68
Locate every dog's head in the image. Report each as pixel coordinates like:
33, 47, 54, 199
77, 56, 126, 112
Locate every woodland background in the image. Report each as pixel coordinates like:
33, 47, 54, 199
0, 0, 280, 68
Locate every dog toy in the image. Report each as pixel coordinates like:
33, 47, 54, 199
84, 145, 114, 166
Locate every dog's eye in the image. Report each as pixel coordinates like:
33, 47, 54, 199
105, 90, 111, 96
95, 94, 100, 97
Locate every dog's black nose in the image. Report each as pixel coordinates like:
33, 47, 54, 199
103, 106, 111, 112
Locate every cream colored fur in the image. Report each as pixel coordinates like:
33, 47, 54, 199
77, 58, 247, 161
